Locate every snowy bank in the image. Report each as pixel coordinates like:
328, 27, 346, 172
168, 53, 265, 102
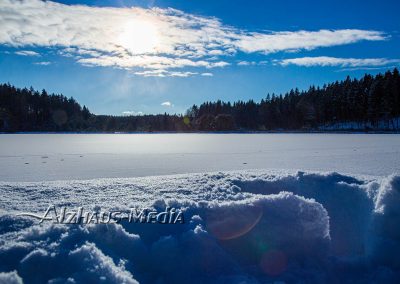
0, 170, 399, 283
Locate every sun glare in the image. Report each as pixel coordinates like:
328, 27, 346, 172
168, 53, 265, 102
118, 20, 160, 54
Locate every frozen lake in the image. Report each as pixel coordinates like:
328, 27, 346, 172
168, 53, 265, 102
0, 133, 399, 181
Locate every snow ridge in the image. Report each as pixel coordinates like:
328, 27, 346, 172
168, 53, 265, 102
0, 170, 399, 283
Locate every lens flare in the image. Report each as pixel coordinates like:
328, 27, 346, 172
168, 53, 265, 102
206, 205, 263, 240
260, 250, 287, 276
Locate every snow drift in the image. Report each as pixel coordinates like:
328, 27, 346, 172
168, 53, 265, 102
0, 170, 399, 283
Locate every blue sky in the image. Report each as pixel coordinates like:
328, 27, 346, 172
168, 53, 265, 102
0, 0, 399, 115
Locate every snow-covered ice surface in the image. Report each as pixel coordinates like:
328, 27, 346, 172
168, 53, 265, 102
0, 133, 399, 181
0, 134, 400, 283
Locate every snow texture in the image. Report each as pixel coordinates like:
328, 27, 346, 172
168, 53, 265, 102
0, 170, 400, 283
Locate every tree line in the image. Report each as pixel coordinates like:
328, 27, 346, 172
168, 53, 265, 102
0, 84, 190, 132
1, 68, 399, 132
187, 68, 400, 131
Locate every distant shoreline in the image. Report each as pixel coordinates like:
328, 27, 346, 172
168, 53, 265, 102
1, 130, 399, 135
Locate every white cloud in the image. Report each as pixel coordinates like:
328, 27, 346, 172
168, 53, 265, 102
133, 70, 198, 77
122, 111, 143, 116
208, 61, 230, 68
235, 30, 386, 54
277, 56, 400, 67
237, 60, 268, 66
167, 71, 197, 77
237, 61, 256, 66
161, 101, 173, 107
34, 61, 51, 65
201, 72, 213, 77
208, 49, 224, 56
0, 0, 389, 76
14, 50, 40, 57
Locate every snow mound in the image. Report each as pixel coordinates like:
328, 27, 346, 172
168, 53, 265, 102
0, 271, 23, 284
0, 170, 399, 283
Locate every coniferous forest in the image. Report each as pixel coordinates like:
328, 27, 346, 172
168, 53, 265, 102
1, 68, 399, 132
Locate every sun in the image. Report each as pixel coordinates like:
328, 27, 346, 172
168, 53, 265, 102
118, 20, 160, 54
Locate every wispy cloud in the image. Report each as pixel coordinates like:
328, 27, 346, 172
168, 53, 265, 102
34, 61, 51, 65
0, 0, 389, 76
133, 70, 199, 77
201, 72, 213, 77
277, 56, 400, 67
237, 61, 268, 66
14, 50, 40, 57
161, 101, 173, 107
235, 30, 386, 54
237, 61, 256, 66
337, 66, 400, 72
